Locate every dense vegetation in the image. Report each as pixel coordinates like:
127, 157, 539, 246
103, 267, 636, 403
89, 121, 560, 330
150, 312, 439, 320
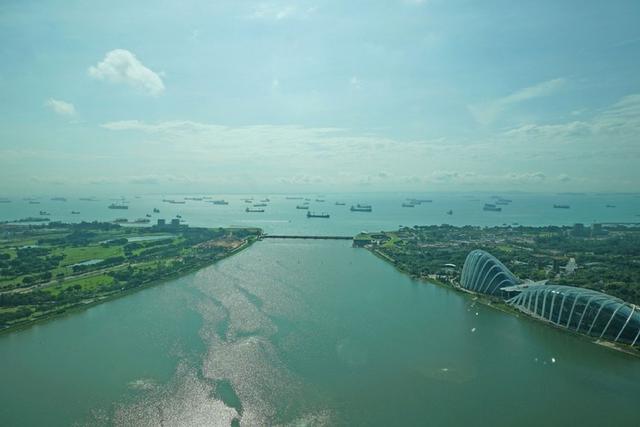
358, 224, 640, 305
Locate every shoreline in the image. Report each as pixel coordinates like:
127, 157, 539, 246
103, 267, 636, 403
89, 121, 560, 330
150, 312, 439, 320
362, 245, 640, 358
0, 235, 259, 336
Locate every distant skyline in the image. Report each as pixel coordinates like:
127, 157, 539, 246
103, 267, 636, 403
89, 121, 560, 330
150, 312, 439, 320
1, 0, 639, 195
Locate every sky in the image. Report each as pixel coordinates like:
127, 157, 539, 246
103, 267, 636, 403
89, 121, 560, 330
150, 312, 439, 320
1, 0, 639, 195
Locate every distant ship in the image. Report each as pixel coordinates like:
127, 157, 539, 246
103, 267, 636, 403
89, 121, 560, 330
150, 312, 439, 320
402, 203, 415, 208
176, 214, 182, 219
133, 218, 150, 224
113, 218, 128, 223
553, 204, 570, 209
108, 203, 128, 210
79, 197, 96, 201
39, 210, 50, 215
184, 197, 203, 201
0, 199, 11, 203
153, 208, 160, 213
307, 211, 330, 218
211, 200, 229, 205
260, 198, 270, 202
253, 203, 267, 207
335, 202, 346, 206
71, 211, 80, 214
245, 207, 264, 213
163, 199, 185, 204
286, 196, 303, 200
606, 204, 616, 208
315, 199, 325, 202
447, 210, 453, 215
351, 204, 372, 212
51, 197, 67, 202
29, 201, 40, 204
146, 214, 152, 218
407, 198, 432, 205
483, 204, 502, 212
296, 205, 309, 209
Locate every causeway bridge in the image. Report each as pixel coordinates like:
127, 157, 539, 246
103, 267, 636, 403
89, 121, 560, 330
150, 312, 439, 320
260, 234, 353, 240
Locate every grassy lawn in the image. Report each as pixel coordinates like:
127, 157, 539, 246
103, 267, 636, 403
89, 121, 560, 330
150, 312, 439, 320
57, 245, 123, 266
47, 274, 115, 296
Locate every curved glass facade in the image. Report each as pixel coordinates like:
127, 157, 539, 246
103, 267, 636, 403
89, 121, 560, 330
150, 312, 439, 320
508, 285, 640, 346
460, 250, 518, 296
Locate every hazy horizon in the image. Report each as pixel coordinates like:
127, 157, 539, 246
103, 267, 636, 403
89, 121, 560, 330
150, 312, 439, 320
1, 0, 639, 195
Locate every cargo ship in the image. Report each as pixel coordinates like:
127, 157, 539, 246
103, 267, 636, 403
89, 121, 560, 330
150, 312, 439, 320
253, 203, 267, 207
51, 197, 67, 202
351, 204, 372, 212
246, 207, 264, 213
211, 200, 229, 205
108, 203, 128, 210
553, 204, 570, 209
335, 202, 346, 206
483, 204, 502, 212
307, 211, 330, 218
71, 211, 80, 214
401, 203, 415, 208
296, 205, 309, 209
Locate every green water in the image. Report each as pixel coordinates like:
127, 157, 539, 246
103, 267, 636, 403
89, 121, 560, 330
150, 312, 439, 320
1, 240, 639, 426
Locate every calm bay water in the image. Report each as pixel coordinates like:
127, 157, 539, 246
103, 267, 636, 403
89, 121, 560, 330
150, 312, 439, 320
1, 193, 640, 426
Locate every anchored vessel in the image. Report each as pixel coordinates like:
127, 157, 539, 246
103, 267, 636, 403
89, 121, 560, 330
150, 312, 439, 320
351, 204, 372, 212
307, 211, 330, 218
108, 203, 128, 210
296, 205, 309, 209
554, 204, 571, 209
245, 207, 264, 213
211, 200, 229, 205
483, 203, 502, 212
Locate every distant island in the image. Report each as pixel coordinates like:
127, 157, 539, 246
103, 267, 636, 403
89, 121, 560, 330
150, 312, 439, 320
0, 221, 260, 332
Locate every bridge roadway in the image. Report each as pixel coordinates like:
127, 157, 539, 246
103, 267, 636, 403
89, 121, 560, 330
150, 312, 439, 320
260, 234, 353, 240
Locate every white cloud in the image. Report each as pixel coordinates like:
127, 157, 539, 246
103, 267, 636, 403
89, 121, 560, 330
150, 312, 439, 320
44, 98, 76, 116
469, 78, 566, 125
88, 49, 165, 96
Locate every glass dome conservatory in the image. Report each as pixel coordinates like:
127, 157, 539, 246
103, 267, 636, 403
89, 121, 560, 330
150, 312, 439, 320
507, 285, 640, 346
460, 250, 518, 296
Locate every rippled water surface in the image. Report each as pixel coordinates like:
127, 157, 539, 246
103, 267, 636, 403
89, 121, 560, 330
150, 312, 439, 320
1, 237, 640, 426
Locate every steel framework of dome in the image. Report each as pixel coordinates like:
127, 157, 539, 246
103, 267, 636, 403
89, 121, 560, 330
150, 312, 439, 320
460, 250, 518, 296
507, 284, 640, 346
